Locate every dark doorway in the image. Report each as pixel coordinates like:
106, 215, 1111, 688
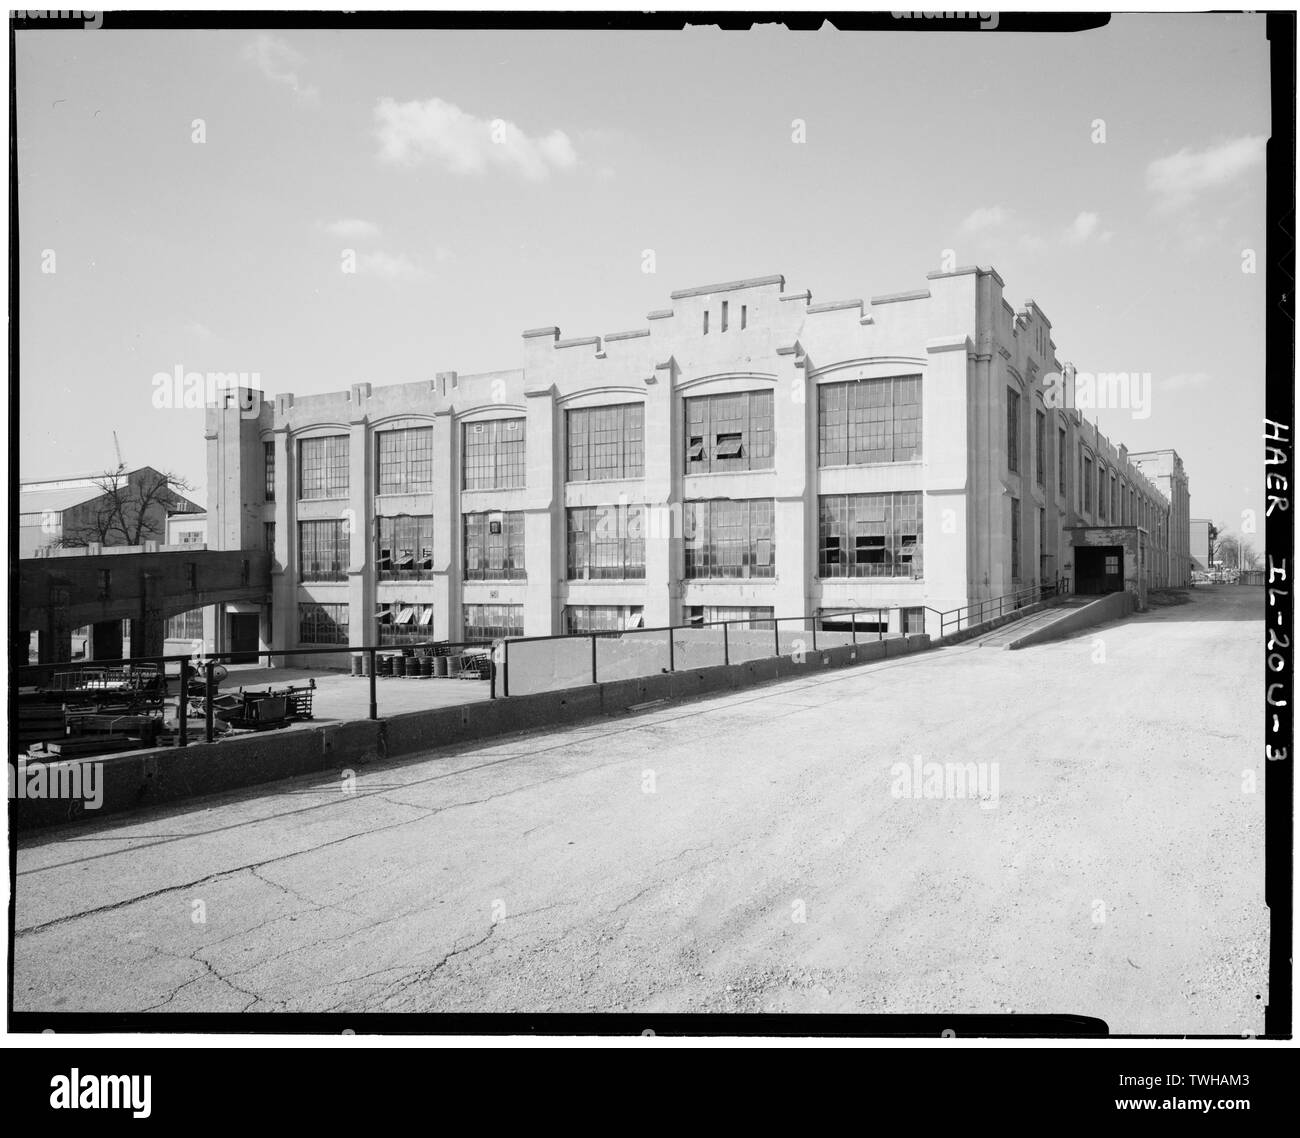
228, 614, 260, 664
1075, 546, 1124, 595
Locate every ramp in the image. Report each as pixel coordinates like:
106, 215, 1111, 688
978, 593, 1132, 649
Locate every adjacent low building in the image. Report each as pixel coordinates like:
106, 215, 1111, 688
205, 265, 1192, 658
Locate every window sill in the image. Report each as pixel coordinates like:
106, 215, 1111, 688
817, 459, 923, 471
817, 576, 924, 582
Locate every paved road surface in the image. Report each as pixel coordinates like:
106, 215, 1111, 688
14, 586, 1267, 1033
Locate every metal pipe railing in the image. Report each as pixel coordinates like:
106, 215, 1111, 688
15, 639, 501, 746
16, 587, 1063, 739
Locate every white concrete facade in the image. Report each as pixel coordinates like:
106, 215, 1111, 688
205, 265, 1189, 653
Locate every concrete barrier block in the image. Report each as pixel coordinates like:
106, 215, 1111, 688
743, 656, 781, 684
600, 678, 646, 714
638, 672, 675, 705
824, 645, 856, 668
857, 640, 889, 662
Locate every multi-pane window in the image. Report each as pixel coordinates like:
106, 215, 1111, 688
462, 418, 526, 490
686, 605, 775, 630
903, 607, 926, 635
1035, 411, 1046, 485
1082, 455, 1094, 512
298, 602, 348, 644
1110, 475, 1117, 523
298, 436, 349, 499
166, 609, 204, 640
567, 504, 646, 580
685, 390, 774, 473
298, 520, 349, 581
683, 498, 775, 579
376, 602, 434, 645
265, 522, 276, 557
818, 492, 922, 579
567, 404, 644, 481
1007, 388, 1021, 473
1097, 465, 1107, 520
818, 376, 922, 466
376, 515, 434, 579
376, 427, 433, 495
464, 604, 523, 642
565, 605, 646, 634
1010, 498, 1021, 579
1058, 428, 1067, 496
264, 441, 276, 501
463, 511, 525, 580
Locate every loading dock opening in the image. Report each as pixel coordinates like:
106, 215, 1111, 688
1075, 544, 1124, 595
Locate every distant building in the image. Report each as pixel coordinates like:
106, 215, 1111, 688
166, 508, 208, 548
206, 266, 1193, 657
162, 510, 213, 655
18, 470, 207, 664
1190, 517, 1213, 574
19, 467, 201, 557
1130, 450, 1193, 587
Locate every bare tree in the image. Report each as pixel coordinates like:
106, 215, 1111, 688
59, 467, 198, 548
1207, 521, 1222, 566
1217, 535, 1261, 571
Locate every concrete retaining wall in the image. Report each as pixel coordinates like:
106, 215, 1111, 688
1007, 591, 1134, 649
12, 633, 930, 832
505, 626, 873, 696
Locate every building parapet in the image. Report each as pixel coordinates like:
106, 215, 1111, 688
806, 298, 864, 317
669, 274, 785, 300
871, 287, 931, 305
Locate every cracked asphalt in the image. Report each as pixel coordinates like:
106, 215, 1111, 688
12, 586, 1266, 1032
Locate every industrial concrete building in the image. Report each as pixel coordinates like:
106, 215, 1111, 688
205, 266, 1192, 658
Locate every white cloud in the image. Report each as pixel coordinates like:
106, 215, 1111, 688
326, 219, 380, 240
960, 206, 1012, 233
358, 251, 427, 281
1146, 136, 1265, 209
1064, 212, 1099, 243
1063, 211, 1112, 245
374, 97, 579, 181
242, 34, 319, 107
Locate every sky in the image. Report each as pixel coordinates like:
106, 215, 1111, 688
15, 14, 1273, 538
